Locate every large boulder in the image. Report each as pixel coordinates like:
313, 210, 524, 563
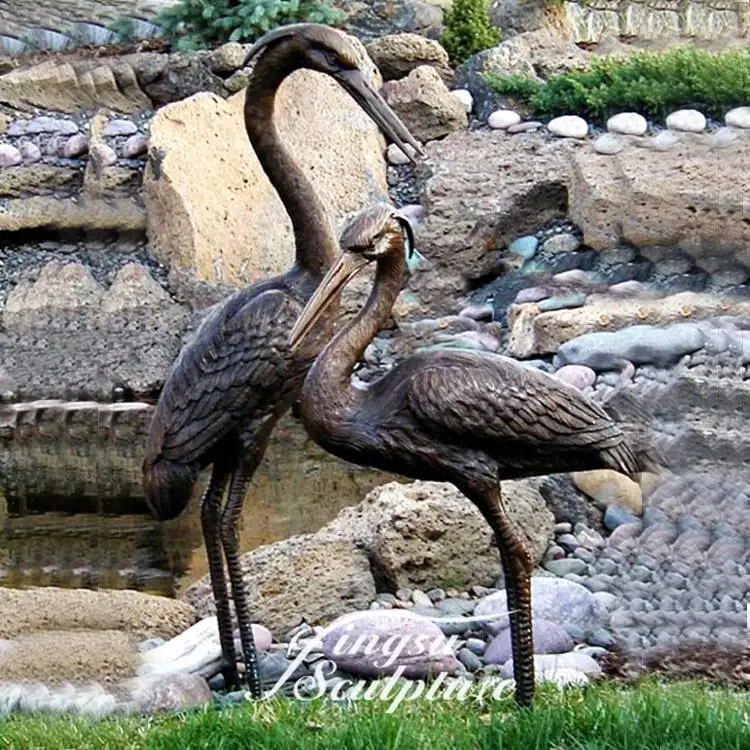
569, 137, 750, 267
0, 587, 196, 641
454, 28, 589, 119
1, 261, 189, 400
413, 131, 578, 312
144, 43, 390, 293
183, 534, 376, 638
382, 65, 467, 142
341, 0, 447, 42
320, 479, 555, 590
366, 33, 452, 81
0, 58, 151, 113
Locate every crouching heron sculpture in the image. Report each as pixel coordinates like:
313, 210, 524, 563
142, 27, 422, 698
289, 203, 651, 707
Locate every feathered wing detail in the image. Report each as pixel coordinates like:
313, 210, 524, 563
154, 289, 303, 463
142, 289, 304, 519
405, 352, 639, 476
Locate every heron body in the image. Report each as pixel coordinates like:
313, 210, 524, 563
289, 203, 645, 706
142, 26, 422, 698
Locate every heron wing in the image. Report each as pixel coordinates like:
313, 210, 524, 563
151, 289, 303, 464
406, 353, 623, 451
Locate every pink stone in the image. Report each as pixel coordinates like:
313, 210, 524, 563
0, 143, 22, 167
553, 269, 589, 285
122, 133, 148, 158
515, 286, 548, 304
321, 610, 458, 679
554, 364, 596, 390
63, 134, 89, 158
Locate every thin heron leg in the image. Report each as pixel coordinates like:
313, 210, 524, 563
476, 484, 535, 707
220, 423, 274, 699
220, 465, 261, 698
200, 465, 237, 690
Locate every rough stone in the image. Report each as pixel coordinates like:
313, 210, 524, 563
366, 33, 451, 82
145, 54, 389, 290
0, 58, 151, 113
0, 587, 196, 641
321, 610, 458, 678
183, 534, 375, 638
0, 630, 138, 684
415, 131, 575, 310
568, 138, 750, 264
319, 480, 554, 590
572, 471, 643, 515
452, 44, 536, 120
208, 42, 248, 75
382, 66, 467, 142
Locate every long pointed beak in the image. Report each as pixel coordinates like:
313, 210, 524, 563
334, 69, 424, 163
289, 251, 369, 351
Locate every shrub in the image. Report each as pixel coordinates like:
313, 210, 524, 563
156, 0, 344, 51
440, 0, 500, 66
485, 46, 750, 123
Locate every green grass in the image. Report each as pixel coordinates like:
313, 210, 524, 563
1, 681, 748, 750
485, 46, 750, 123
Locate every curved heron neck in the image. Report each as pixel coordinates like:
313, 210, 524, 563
312, 250, 405, 399
244, 50, 337, 278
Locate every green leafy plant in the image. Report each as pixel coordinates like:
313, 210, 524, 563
155, 0, 344, 52
485, 46, 750, 123
440, 0, 500, 65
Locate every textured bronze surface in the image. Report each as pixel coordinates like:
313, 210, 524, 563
140, 25, 421, 698
292, 203, 649, 707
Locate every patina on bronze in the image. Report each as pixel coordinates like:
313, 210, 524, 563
289, 202, 649, 708
141, 25, 423, 699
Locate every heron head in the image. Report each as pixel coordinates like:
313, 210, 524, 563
288, 204, 415, 351
243, 24, 423, 162
340, 202, 415, 262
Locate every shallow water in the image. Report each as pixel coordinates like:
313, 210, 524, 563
0, 403, 390, 598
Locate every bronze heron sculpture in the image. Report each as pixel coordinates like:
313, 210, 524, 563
289, 203, 650, 707
142, 26, 422, 698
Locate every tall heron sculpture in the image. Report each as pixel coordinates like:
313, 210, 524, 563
142, 27, 422, 698
289, 203, 651, 707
